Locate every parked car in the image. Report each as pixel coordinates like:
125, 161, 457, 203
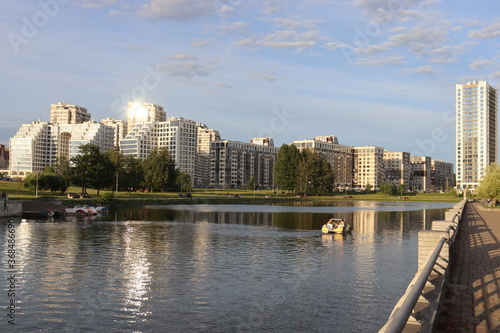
67, 193, 80, 199
80, 193, 92, 198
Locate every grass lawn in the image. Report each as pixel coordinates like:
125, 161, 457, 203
0, 180, 463, 203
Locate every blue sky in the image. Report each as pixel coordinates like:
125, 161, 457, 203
1, 0, 499, 165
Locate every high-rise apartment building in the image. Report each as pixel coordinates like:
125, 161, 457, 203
102, 117, 128, 151
292, 136, 354, 190
210, 139, 279, 189
127, 102, 166, 132
410, 156, 432, 191
9, 120, 114, 177
354, 146, 385, 190
0, 144, 8, 169
431, 159, 454, 191
121, 116, 200, 185
456, 80, 498, 191
383, 151, 411, 188
195, 124, 220, 188
50, 102, 91, 124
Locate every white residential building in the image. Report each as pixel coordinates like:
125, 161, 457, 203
50, 102, 90, 125
292, 136, 354, 190
353, 146, 385, 190
101, 117, 128, 151
210, 139, 279, 189
383, 151, 411, 188
196, 123, 220, 188
9, 120, 114, 178
456, 80, 498, 191
410, 156, 432, 191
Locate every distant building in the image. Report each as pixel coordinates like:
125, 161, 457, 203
126, 102, 166, 132
195, 124, 220, 188
383, 151, 411, 188
101, 118, 128, 151
121, 116, 200, 184
410, 156, 432, 191
431, 159, 454, 191
354, 146, 385, 190
250, 137, 274, 146
210, 139, 279, 189
0, 144, 8, 169
9, 120, 114, 177
456, 80, 498, 191
292, 136, 354, 190
50, 102, 90, 124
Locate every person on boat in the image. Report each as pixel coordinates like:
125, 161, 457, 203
326, 218, 335, 230
339, 219, 345, 227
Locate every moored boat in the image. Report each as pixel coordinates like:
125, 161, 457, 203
321, 218, 352, 235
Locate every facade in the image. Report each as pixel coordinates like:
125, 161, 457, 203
383, 151, 411, 188
210, 139, 279, 189
292, 136, 354, 190
410, 156, 432, 191
0, 144, 8, 169
127, 102, 166, 132
195, 123, 220, 188
121, 117, 199, 184
431, 159, 454, 191
456, 80, 498, 191
353, 146, 385, 190
158, 117, 197, 181
9, 120, 114, 177
101, 117, 128, 151
50, 102, 90, 124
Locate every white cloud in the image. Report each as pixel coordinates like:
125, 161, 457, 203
250, 71, 278, 82
355, 55, 406, 67
138, 0, 216, 21
468, 19, 500, 39
216, 82, 234, 89
274, 17, 323, 30
402, 65, 441, 75
192, 37, 217, 47
237, 30, 324, 51
157, 55, 218, 81
73, 0, 119, 9
469, 58, 495, 71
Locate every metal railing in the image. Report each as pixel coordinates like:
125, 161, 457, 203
379, 200, 466, 333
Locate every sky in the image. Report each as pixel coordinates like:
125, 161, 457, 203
1, 0, 500, 165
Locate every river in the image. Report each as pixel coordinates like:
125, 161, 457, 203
1, 201, 454, 332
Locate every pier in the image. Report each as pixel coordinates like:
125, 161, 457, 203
380, 201, 500, 332
436, 203, 500, 332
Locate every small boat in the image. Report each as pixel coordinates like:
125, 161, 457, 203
62, 205, 91, 216
322, 218, 352, 235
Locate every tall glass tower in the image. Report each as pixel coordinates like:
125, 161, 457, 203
455, 80, 498, 191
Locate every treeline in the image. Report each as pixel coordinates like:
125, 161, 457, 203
23, 144, 191, 195
273, 144, 334, 195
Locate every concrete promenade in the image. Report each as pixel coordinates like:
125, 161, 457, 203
436, 202, 500, 332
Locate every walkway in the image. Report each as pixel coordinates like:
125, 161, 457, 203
436, 202, 500, 332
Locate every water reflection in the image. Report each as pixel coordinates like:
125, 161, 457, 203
0, 201, 454, 332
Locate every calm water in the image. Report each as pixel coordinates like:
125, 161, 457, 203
1, 201, 454, 332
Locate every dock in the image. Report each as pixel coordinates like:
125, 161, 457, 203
436, 202, 500, 332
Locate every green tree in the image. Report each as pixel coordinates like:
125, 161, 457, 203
247, 176, 257, 191
23, 167, 67, 194
176, 171, 192, 193
365, 183, 373, 192
476, 163, 500, 202
119, 156, 144, 193
273, 144, 301, 193
297, 149, 334, 195
70, 144, 116, 195
142, 147, 176, 192
380, 183, 398, 195
51, 157, 72, 185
